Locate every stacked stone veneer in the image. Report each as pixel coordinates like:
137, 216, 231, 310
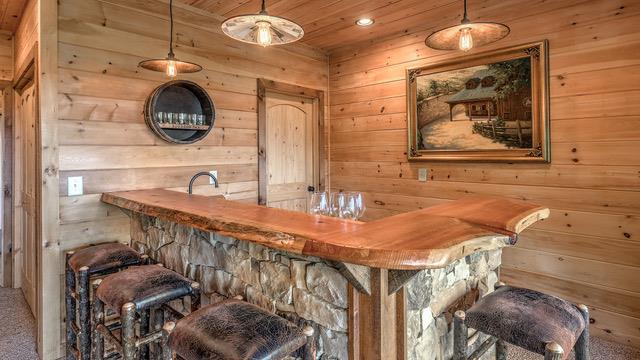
129, 213, 501, 360
405, 250, 501, 360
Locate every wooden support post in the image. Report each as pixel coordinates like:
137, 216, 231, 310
352, 268, 399, 360
575, 304, 590, 360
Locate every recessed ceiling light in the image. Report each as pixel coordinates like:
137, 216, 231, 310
356, 18, 375, 26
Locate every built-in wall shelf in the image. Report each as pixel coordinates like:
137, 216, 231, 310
144, 80, 216, 144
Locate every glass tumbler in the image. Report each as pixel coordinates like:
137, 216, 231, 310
309, 191, 329, 215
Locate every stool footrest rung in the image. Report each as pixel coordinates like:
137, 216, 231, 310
468, 336, 498, 360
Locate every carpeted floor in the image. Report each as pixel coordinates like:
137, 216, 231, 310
508, 337, 640, 359
0, 287, 38, 360
0, 286, 638, 360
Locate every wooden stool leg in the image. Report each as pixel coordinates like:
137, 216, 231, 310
575, 304, 590, 360
140, 309, 151, 360
544, 342, 564, 360
78, 266, 91, 360
91, 280, 104, 360
301, 325, 316, 360
121, 302, 138, 360
496, 339, 508, 360
161, 321, 176, 360
190, 282, 201, 312
65, 252, 77, 360
453, 310, 468, 360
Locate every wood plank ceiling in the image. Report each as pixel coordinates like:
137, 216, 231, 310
0, 0, 26, 33
178, 0, 464, 51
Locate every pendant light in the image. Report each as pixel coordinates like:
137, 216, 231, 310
139, 0, 202, 77
425, 0, 509, 52
221, 0, 304, 47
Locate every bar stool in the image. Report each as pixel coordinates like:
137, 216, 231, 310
65, 242, 145, 360
92, 264, 201, 360
161, 299, 316, 360
453, 285, 589, 360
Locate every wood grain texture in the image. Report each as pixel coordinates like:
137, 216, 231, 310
50, 0, 328, 356
101, 188, 548, 269
327, 0, 640, 347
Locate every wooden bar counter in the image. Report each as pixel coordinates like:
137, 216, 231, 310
102, 189, 548, 360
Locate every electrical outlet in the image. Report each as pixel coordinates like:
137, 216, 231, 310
209, 170, 218, 184
418, 168, 428, 182
68, 176, 83, 196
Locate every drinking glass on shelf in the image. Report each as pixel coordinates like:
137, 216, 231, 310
178, 113, 188, 125
190, 113, 198, 125
155, 111, 165, 124
309, 191, 329, 215
165, 112, 174, 124
197, 114, 205, 126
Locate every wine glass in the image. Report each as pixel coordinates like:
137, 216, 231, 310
309, 191, 329, 215
348, 192, 365, 220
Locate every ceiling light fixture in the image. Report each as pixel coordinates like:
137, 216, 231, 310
356, 18, 375, 26
425, 0, 509, 52
221, 0, 304, 47
139, 0, 202, 77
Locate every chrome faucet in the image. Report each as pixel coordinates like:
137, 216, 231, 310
188, 172, 219, 194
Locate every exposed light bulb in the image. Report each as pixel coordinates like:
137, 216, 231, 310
459, 27, 473, 51
166, 59, 177, 77
256, 21, 273, 47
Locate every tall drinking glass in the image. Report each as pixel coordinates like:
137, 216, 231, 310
309, 191, 329, 215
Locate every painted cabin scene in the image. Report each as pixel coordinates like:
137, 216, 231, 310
416, 57, 533, 151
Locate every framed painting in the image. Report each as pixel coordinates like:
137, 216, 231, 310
407, 40, 550, 162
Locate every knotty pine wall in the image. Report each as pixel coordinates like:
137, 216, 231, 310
328, 0, 640, 347
56, 0, 327, 355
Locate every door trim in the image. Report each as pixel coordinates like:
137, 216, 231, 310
0, 80, 12, 287
257, 79, 326, 206
11, 43, 39, 311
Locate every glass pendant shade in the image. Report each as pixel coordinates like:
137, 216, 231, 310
139, 0, 202, 77
425, 0, 509, 51
221, 0, 304, 47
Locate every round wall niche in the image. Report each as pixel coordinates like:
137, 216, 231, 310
144, 80, 215, 144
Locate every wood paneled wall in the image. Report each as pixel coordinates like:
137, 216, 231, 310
55, 0, 327, 356
328, 0, 640, 348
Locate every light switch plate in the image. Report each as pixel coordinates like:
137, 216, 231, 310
68, 176, 83, 196
418, 168, 428, 182
209, 170, 218, 184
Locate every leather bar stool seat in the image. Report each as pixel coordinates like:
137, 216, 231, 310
453, 285, 589, 360
166, 300, 313, 360
68, 243, 143, 274
465, 286, 585, 357
96, 264, 194, 312
65, 243, 144, 360
93, 264, 201, 360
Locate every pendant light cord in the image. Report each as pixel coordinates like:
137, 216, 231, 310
262, 0, 267, 12
168, 0, 175, 57
461, 0, 470, 23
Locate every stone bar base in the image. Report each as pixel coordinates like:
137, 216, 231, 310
129, 213, 500, 360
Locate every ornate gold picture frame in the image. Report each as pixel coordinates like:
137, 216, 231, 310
407, 40, 550, 162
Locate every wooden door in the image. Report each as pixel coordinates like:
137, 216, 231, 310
264, 92, 316, 212
15, 82, 37, 315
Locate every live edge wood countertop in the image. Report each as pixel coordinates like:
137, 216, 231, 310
101, 189, 549, 270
